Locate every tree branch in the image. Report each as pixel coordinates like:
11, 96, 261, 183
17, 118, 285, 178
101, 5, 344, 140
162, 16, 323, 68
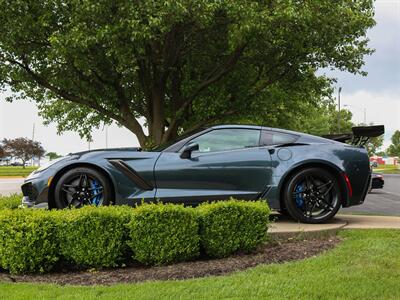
166, 44, 247, 134
181, 109, 238, 137
185, 43, 246, 103
7, 58, 148, 145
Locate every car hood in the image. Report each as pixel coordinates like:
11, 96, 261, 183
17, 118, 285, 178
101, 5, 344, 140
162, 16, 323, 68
70, 147, 142, 157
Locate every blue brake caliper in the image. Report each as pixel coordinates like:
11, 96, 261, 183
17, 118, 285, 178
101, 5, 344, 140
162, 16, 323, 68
295, 183, 305, 209
90, 179, 102, 206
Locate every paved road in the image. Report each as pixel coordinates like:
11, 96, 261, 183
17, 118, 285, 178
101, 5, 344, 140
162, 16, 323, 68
0, 178, 24, 196
0, 175, 399, 215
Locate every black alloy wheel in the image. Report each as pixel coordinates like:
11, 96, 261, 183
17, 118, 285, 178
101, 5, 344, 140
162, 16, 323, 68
54, 167, 113, 209
283, 167, 341, 224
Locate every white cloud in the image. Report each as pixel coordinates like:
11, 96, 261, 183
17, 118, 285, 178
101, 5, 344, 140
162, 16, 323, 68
342, 88, 400, 149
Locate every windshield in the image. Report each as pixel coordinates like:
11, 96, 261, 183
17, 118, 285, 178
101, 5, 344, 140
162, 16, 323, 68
150, 128, 206, 152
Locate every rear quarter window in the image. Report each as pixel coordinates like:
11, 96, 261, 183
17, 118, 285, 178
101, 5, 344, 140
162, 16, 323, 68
260, 130, 299, 146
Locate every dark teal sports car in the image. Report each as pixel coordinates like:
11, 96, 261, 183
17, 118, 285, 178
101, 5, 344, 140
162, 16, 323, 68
21, 124, 384, 223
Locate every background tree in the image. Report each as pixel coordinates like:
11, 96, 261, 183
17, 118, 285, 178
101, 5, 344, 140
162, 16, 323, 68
387, 131, 400, 157
2, 138, 45, 168
366, 136, 384, 157
0, 145, 6, 159
0, 144, 10, 165
0, 0, 375, 148
375, 151, 386, 157
46, 152, 62, 161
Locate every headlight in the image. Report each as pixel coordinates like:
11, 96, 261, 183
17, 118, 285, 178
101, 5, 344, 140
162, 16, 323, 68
34, 156, 70, 173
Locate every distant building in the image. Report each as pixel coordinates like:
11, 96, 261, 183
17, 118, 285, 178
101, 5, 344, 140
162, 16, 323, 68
370, 156, 398, 165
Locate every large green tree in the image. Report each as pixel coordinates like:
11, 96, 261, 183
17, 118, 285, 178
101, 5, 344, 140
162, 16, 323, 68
0, 0, 375, 148
387, 131, 400, 157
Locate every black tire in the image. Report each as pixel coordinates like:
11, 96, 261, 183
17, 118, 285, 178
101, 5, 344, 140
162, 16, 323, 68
283, 167, 341, 224
54, 167, 113, 209
278, 208, 289, 216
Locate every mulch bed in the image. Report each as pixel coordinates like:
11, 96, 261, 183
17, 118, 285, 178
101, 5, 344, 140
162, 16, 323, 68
0, 236, 341, 286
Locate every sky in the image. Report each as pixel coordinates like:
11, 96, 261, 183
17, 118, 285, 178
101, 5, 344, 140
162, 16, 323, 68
0, 0, 399, 156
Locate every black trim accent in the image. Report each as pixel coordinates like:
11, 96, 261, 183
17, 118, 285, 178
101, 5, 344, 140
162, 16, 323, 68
21, 182, 38, 202
109, 159, 154, 190
322, 134, 352, 143
275, 143, 309, 148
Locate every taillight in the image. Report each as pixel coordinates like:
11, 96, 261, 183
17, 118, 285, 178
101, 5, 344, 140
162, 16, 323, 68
342, 173, 353, 197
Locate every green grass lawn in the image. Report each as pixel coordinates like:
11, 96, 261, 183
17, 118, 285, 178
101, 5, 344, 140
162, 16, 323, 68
0, 229, 399, 299
0, 166, 37, 177
374, 164, 400, 174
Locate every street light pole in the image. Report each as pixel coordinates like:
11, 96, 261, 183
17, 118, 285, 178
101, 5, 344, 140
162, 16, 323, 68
337, 87, 342, 133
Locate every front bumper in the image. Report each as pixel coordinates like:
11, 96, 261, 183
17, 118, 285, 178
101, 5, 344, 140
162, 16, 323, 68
20, 179, 50, 209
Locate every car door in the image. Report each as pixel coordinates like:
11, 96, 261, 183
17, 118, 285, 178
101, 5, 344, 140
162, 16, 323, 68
154, 128, 273, 204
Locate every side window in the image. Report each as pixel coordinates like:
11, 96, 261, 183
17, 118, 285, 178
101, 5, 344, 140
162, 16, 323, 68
188, 129, 261, 153
260, 130, 298, 146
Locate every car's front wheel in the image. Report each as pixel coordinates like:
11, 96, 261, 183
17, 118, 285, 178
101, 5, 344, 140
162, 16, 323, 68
283, 167, 341, 224
54, 167, 113, 209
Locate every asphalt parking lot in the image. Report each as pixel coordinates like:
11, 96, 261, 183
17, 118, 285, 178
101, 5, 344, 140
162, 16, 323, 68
1, 175, 399, 216
342, 174, 400, 216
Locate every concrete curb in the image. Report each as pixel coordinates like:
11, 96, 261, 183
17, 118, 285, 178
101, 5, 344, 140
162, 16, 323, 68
337, 214, 400, 229
269, 214, 400, 239
268, 215, 347, 239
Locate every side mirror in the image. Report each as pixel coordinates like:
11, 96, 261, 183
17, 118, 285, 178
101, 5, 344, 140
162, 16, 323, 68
180, 143, 199, 159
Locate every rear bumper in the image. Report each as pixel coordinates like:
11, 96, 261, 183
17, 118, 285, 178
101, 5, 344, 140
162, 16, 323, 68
344, 171, 371, 207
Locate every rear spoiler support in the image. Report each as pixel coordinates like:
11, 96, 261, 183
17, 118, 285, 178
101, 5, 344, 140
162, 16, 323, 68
323, 125, 384, 146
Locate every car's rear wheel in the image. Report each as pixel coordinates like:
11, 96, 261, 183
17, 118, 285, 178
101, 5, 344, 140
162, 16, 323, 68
283, 167, 341, 224
54, 167, 113, 209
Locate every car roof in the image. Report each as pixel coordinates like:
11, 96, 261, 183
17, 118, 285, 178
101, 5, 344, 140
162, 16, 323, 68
211, 124, 262, 130
211, 124, 335, 144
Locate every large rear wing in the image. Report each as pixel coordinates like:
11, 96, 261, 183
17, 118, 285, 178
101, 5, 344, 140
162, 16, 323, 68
323, 125, 384, 146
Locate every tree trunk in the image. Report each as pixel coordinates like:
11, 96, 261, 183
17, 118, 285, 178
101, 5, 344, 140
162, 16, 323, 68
150, 85, 166, 146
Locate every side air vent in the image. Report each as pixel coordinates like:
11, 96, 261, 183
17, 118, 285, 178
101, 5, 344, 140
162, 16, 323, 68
109, 159, 153, 190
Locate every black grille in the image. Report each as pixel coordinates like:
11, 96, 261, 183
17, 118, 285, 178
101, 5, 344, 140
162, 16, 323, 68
21, 182, 38, 201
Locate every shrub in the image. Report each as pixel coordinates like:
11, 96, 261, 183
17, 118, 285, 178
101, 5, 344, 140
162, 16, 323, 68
197, 200, 271, 258
56, 206, 132, 268
0, 194, 21, 209
0, 199, 271, 274
127, 203, 200, 265
0, 209, 59, 274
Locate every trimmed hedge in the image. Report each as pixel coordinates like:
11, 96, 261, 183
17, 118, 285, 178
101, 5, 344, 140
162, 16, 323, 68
0, 200, 270, 274
0, 194, 22, 210
127, 203, 199, 265
57, 206, 132, 268
0, 209, 58, 274
197, 200, 271, 258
